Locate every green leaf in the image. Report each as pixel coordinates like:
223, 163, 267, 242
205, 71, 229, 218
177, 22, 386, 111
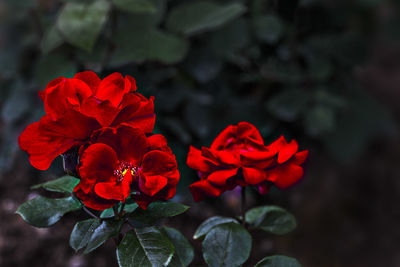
255, 255, 302, 267
31, 176, 79, 193
245, 206, 296, 235
266, 89, 311, 122
194, 216, 239, 239
84, 219, 123, 254
202, 223, 252, 267
166, 1, 246, 36
57, 0, 110, 51
163, 227, 194, 267
41, 26, 64, 53
112, 28, 188, 65
35, 52, 78, 87
112, 0, 157, 14
16, 196, 81, 228
70, 218, 101, 251
253, 15, 284, 44
304, 105, 335, 137
100, 203, 138, 218
128, 202, 189, 225
117, 227, 175, 267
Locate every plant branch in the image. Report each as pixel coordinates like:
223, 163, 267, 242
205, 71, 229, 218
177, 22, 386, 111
82, 205, 100, 220
241, 186, 247, 228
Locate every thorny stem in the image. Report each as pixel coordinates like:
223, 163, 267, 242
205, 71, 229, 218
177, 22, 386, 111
241, 186, 247, 228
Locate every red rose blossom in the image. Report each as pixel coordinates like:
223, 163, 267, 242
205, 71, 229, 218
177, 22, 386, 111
187, 122, 308, 201
18, 71, 155, 170
74, 124, 179, 210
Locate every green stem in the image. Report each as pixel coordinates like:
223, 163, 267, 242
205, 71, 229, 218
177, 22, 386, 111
241, 186, 246, 228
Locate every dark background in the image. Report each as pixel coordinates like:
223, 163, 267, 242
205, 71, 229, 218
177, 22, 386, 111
1, 0, 400, 266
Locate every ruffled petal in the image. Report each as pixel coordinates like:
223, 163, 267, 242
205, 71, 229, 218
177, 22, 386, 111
91, 125, 148, 164
242, 167, 267, 185
186, 146, 217, 172
74, 186, 118, 210
94, 181, 124, 201
18, 121, 82, 170
94, 73, 129, 106
111, 94, 155, 133
268, 164, 304, 189
189, 180, 225, 202
207, 168, 238, 186
80, 96, 119, 126
293, 150, 309, 165
78, 143, 119, 192
236, 121, 264, 145
277, 139, 298, 164
74, 71, 101, 93
139, 175, 168, 197
141, 150, 177, 177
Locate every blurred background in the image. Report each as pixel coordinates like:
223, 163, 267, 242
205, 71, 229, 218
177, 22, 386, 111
1, 0, 400, 266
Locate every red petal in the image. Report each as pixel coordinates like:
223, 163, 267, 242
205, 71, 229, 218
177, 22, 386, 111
19, 112, 100, 170
187, 146, 217, 172
207, 168, 238, 186
215, 150, 240, 165
94, 182, 124, 201
74, 71, 101, 93
242, 167, 267, 185
111, 93, 155, 133
277, 139, 298, 164
293, 150, 308, 165
18, 121, 82, 170
124, 75, 137, 91
74, 187, 117, 211
210, 125, 235, 150
40, 110, 101, 139
147, 134, 169, 151
121, 170, 133, 200
94, 73, 128, 106
91, 125, 148, 164
189, 180, 225, 202
41, 78, 92, 120
79, 143, 118, 192
266, 136, 287, 154
268, 164, 304, 189
236, 121, 264, 144
141, 150, 177, 177
139, 175, 168, 197
80, 96, 118, 126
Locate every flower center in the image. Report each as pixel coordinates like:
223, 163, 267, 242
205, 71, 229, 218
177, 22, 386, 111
113, 161, 138, 182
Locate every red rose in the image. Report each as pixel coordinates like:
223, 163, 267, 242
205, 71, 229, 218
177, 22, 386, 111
187, 122, 308, 201
18, 71, 155, 170
74, 124, 179, 210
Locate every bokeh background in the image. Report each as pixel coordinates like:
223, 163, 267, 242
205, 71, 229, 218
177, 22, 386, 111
1, 0, 400, 266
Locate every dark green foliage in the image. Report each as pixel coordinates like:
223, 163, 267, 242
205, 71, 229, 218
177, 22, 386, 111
255, 255, 302, 267
116, 227, 175, 267
16, 196, 81, 227
245, 205, 297, 235
202, 222, 252, 267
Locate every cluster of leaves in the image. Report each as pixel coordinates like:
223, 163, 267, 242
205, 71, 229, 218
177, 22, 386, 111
17, 174, 303, 266
17, 176, 193, 267
192, 205, 299, 266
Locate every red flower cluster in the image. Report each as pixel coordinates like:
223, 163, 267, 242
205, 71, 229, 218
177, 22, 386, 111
19, 71, 179, 210
187, 122, 308, 201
